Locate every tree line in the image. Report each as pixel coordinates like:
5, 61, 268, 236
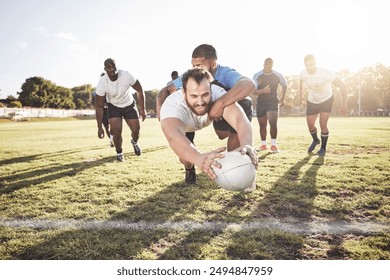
1, 64, 389, 114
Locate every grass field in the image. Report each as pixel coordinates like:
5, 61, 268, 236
0, 117, 389, 260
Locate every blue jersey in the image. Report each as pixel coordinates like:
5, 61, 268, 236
172, 65, 242, 91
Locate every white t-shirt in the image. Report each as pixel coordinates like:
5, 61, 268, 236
160, 84, 226, 132
300, 68, 336, 104
96, 70, 136, 108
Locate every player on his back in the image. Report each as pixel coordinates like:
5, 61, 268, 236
160, 68, 258, 192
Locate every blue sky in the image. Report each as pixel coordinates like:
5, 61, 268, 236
0, 0, 389, 98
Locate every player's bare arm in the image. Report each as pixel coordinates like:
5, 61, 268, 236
95, 95, 106, 139
209, 77, 255, 120
132, 80, 147, 121
156, 82, 177, 120
161, 117, 225, 179
222, 102, 258, 168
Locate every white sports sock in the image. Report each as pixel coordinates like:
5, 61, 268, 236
261, 140, 267, 146
271, 138, 277, 146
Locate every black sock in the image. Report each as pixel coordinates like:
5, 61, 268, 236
310, 129, 319, 142
321, 132, 329, 149
116, 148, 122, 154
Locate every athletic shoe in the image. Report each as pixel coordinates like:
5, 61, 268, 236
131, 139, 141, 156
242, 180, 256, 193
316, 148, 326, 156
308, 140, 321, 153
270, 145, 280, 153
185, 166, 197, 184
259, 145, 267, 151
116, 152, 125, 162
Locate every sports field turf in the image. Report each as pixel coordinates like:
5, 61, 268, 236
0, 117, 389, 259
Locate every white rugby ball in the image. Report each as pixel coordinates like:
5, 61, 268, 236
212, 151, 256, 191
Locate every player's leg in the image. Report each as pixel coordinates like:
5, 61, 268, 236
123, 104, 142, 156
267, 110, 279, 153
257, 115, 268, 150
316, 96, 333, 156
103, 108, 113, 147
317, 112, 331, 156
306, 101, 321, 153
109, 117, 124, 161
256, 99, 267, 150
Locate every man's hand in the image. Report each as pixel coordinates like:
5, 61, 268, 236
208, 99, 224, 121
237, 145, 258, 169
196, 146, 226, 180
339, 105, 348, 116
97, 127, 104, 139
139, 108, 147, 121
262, 85, 271, 94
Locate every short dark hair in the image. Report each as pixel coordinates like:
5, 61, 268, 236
182, 68, 213, 92
104, 58, 116, 67
192, 44, 217, 60
171, 71, 178, 78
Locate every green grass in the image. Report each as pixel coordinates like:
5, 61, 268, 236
0, 117, 389, 259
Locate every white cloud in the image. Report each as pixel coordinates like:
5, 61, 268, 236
34, 26, 49, 36
16, 41, 28, 50
55, 32, 77, 41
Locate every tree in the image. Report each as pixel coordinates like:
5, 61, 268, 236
144, 89, 159, 113
8, 100, 23, 108
72, 84, 94, 109
18, 76, 76, 109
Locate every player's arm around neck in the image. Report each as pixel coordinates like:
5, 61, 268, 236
209, 77, 255, 120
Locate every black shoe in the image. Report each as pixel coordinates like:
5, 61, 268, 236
185, 166, 196, 184
308, 140, 321, 153
131, 139, 141, 156
316, 148, 326, 156
116, 152, 125, 162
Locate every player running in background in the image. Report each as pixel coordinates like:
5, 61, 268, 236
252, 58, 287, 153
299, 54, 348, 156
95, 58, 146, 161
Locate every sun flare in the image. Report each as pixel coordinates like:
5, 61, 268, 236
316, 2, 369, 56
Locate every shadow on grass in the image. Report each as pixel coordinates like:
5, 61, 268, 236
11, 177, 211, 259
8, 155, 327, 260
222, 155, 325, 259
0, 146, 109, 195
157, 155, 325, 260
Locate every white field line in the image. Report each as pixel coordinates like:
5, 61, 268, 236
0, 218, 389, 235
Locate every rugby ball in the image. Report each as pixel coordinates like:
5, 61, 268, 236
212, 151, 256, 191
